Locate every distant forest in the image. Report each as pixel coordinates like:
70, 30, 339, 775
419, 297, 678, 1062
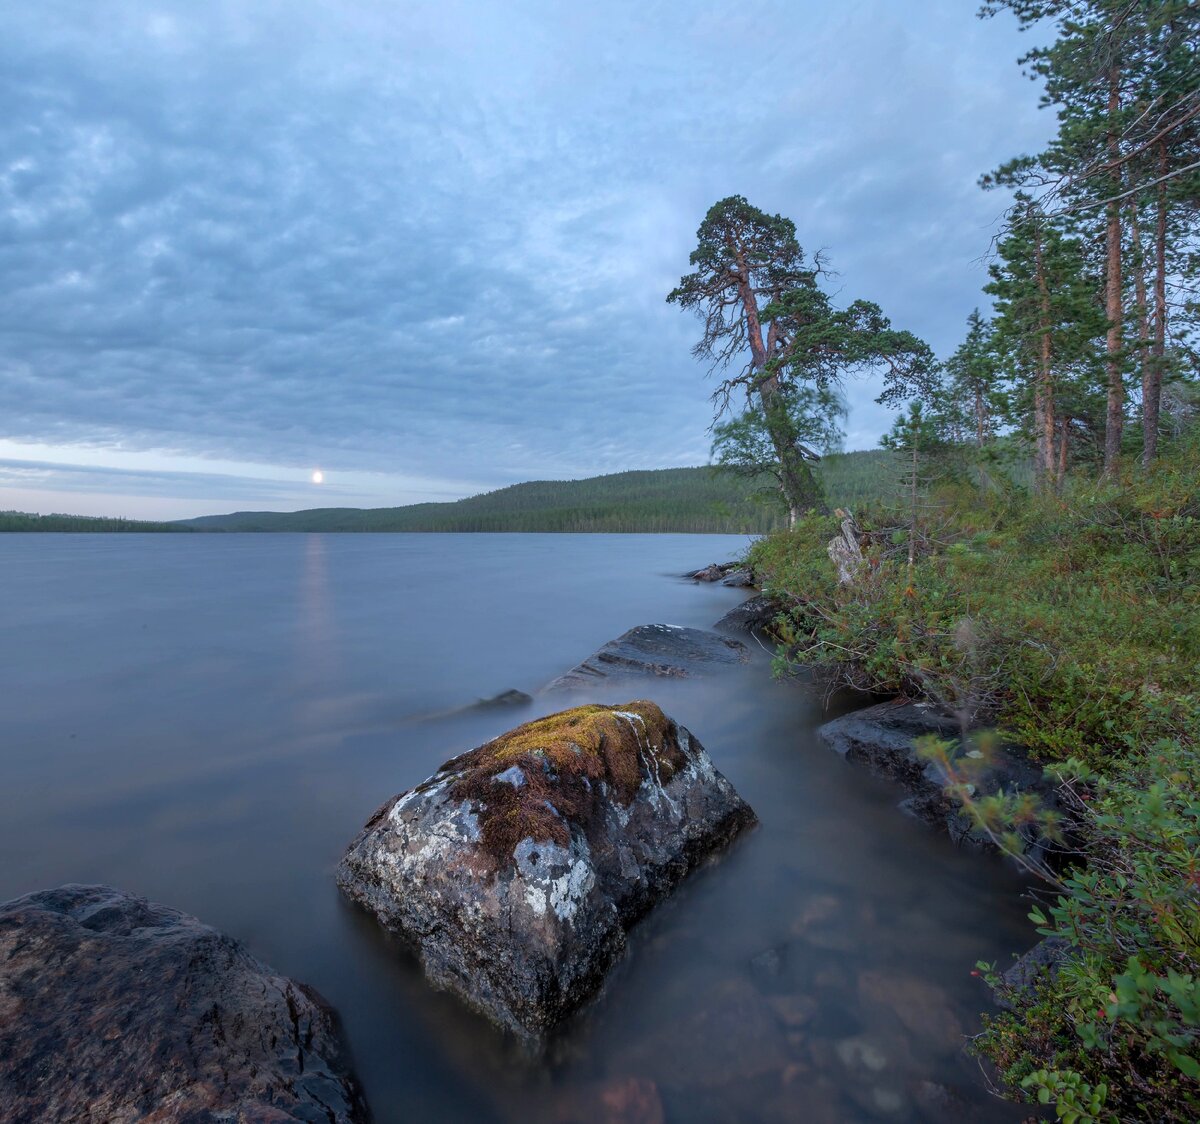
0, 511, 192, 533
176, 452, 899, 534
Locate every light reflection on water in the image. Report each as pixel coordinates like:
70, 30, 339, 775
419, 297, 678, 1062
0, 533, 1036, 1122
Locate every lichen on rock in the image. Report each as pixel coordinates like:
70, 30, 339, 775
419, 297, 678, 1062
337, 701, 756, 1040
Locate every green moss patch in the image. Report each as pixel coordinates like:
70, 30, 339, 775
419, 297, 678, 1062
443, 701, 687, 868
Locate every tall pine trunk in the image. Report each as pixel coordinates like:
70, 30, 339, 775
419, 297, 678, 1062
1130, 203, 1152, 467
1145, 140, 1168, 466
1102, 69, 1125, 476
1033, 223, 1058, 490
731, 244, 825, 523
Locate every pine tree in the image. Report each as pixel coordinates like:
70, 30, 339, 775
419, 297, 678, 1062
941, 310, 1006, 447
981, 1, 1200, 469
985, 206, 1107, 489
669, 196, 934, 523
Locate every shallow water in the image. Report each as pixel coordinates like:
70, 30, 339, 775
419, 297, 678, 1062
0, 533, 1036, 1121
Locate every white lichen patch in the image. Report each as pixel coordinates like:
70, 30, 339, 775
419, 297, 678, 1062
512, 838, 595, 922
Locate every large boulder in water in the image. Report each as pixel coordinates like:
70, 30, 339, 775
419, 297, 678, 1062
0, 884, 366, 1123
337, 701, 756, 1041
546, 624, 749, 691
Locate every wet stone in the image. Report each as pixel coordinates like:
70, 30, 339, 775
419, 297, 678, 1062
545, 1076, 664, 1124
546, 625, 750, 692
857, 970, 966, 1053
0, 884, 366, 1123
768, 992, 819, 1029
613, 977, 788, 1090
337, 701, 756, 1042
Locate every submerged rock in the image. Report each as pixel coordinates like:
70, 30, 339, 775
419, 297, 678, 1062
337, 701, 756, 1041
817, 698, 1053, 848
546, 624, 750, 692
545, 1076, 664, 1124
466, 688, 535, 712
0, 884, 366, 1124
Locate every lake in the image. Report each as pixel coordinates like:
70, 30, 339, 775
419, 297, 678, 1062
0, 533, 1035, 1121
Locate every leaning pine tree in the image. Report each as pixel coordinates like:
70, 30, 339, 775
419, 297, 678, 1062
668, 196, 935, 524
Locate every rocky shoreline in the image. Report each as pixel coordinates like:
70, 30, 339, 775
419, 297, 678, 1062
0, 558, 1053, 1118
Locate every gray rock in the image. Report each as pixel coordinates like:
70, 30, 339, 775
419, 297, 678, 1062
720, 567, 754, 588
713, 593, 781, 636
337, 701, 756, 1042
0, 884, 366, 1124
688, 563, 726, 582
1001, 936, 1073, 1002
818, 698, 1054, 849
466, 688, 534, 712
546, 624, 749, 692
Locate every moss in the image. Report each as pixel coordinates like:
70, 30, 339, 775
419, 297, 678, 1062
443, 701, 687, 868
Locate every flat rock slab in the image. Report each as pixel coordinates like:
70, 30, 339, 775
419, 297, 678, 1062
337, 701, 756, 1041
818, 698, 1052, 848
546, 624, 749, 692
0, 884, 366, 1124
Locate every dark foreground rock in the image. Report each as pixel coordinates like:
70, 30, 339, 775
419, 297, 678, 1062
713, 593, 782, 636
546, 624, 749, 691
337, 701, 756, 1041
0, 884, 366, 1124
817, 698, 1053, 848
1000, 936, 1074, 1003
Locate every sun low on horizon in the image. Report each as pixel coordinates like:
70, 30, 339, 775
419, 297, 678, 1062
311, 469, 324, 484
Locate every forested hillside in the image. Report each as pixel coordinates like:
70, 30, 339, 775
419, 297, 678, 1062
178, 454, 898, 533
0, 511, 191, 532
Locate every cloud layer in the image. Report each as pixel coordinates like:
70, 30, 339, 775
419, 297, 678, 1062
1, 1, 1051, 515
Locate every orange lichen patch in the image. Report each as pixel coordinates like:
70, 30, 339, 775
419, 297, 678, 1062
444, 701, 686, 867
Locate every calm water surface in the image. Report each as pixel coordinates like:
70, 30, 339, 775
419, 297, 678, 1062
0, 533, 1036, 1122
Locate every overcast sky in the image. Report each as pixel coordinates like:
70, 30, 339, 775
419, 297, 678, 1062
0, 1, 1052, 519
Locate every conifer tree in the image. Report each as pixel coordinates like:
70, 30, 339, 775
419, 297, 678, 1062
670, 196, 933, 523
942, 310, 1006, 447
981, 1, 1200, 471
985, 207, 1107, 489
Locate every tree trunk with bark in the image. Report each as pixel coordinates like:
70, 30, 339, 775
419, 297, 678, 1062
1103, 69, 1125, 476
1130, 204, 1153, 467
731, 242, 826, 523
1033, 224, 1059, 491
1146, 140, 1169, 467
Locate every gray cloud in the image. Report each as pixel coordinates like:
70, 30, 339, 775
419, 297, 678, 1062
1, 1, 1051, 512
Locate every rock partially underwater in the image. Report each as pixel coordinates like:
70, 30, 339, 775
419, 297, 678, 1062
712, 593, 782, 637
0, 884, 366, 1124
818, 698, 1054, 849
546, 624, 750, 692
337, 701, 756, 1041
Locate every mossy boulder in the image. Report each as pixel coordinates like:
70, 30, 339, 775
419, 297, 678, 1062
337, 701, 756, 1041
